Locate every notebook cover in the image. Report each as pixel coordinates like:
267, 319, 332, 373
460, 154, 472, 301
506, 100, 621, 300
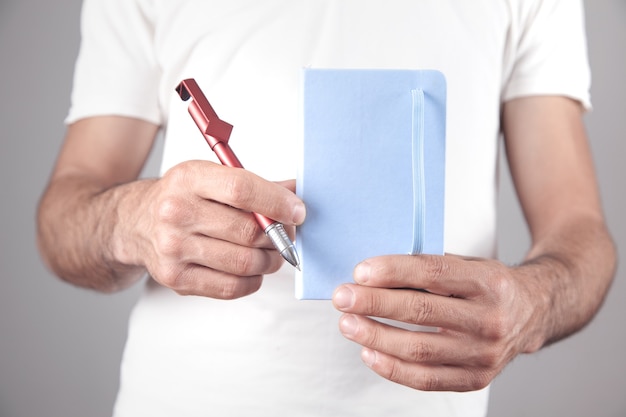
296, 69, 446, 300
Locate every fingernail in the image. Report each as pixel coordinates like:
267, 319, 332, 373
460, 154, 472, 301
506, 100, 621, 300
354, 261, 371, 283
333, 286, 355, 309
292, 202, 306, 225
339, 314, 358, 337
361, 348, 377, 367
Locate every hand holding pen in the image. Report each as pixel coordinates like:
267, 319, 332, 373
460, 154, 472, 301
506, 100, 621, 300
136, 158, 305, 299
112, 81, 305, 300
176, 78, 302, 270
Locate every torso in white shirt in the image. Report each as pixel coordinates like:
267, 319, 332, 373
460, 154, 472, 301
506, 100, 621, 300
67, 1, 591, 415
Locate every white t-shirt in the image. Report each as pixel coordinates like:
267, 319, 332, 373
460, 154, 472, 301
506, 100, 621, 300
67, 1, 591, 416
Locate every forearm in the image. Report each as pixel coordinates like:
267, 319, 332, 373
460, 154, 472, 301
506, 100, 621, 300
514, 210, 616, 353
37, 174, 155, 292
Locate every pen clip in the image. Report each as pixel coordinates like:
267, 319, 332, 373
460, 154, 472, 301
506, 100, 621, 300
176, 78, 233, 148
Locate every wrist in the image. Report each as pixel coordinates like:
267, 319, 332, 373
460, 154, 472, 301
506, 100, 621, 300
109, 179, 156, 269
509, 262, 553, 353
512, 253, 580, 353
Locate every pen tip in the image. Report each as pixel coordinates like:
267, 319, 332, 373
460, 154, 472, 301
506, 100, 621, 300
280, 247, 301, 271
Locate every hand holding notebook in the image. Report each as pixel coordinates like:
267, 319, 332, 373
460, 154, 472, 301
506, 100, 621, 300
296, 69, 447, 300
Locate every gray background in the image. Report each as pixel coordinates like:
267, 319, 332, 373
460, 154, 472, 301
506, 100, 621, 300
0, 0, 624, 416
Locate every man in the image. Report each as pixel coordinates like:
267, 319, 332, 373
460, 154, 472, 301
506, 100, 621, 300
37, 0, 616, 416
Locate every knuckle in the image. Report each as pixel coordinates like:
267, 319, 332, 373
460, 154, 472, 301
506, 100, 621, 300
406, 337, 434, 363
468, 371, 492, 391
423, 372, 441, 391
156, 196, 185, 224
358, 319, 383, 348
408, 294, 435, 324
165, 162, 192, 186
229, 248, 255, 276
384, 359, 405, 385
376, 353, 441, 392
479, 346, 503, 369
218, 279, 243, 300
154, 229, 183, 258
422, 256, 449, 284
364, 290, 394, 319
480, 309, 510, 341
366, 297, 385, 318
488, 270, 512, 301
416, 370, 440, 391
219, 276, 262, 300
157, 263, 186, 290
224, 172, 253, 207
238, 218, 261, 246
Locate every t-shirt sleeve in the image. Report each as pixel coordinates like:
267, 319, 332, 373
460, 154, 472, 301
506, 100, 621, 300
65, 0, 162, 125
502, 0, 592, 110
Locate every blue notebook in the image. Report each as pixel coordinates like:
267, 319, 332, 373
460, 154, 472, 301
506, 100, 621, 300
296, 69, 446, 300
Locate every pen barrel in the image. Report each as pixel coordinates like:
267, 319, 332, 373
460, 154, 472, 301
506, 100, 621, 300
212, 142, 295, 262
264, 222, 291, 251
177, 78, 299, 269
259, 213, 300, 269
254, 212, 276, 230
213, 142, 243, 168
213, 142, 278, 231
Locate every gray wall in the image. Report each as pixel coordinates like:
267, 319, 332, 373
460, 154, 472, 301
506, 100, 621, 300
0, 1, 624, 416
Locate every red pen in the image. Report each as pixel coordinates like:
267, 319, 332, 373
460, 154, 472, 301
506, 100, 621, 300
175, 78, 301, 270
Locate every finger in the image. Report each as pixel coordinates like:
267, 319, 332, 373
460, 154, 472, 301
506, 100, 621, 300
193, 201, 274, 249
196, 194, 297, 244
333, 284, 484, 333
360, 348, 493, 392
337, 314, 492, 369
155, 193, 272, 249
154, 181, 285, 250
159, 231, 284, 277
175, 161, 306, 226
276, 179, 296, 193
201, 202, 297, 248
164, 263, 264, 299
353, 254, 493, 298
